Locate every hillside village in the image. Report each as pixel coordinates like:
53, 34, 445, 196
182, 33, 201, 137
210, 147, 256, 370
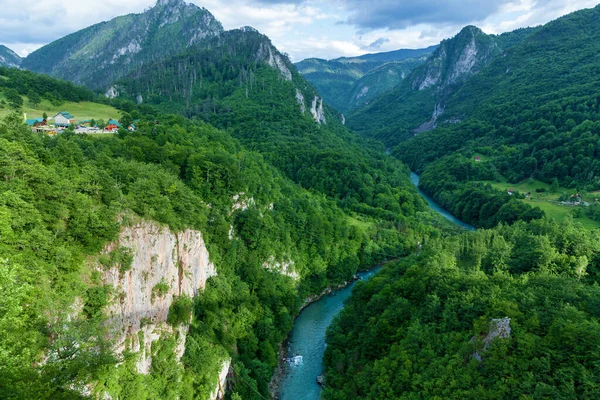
25, 111, 136, 134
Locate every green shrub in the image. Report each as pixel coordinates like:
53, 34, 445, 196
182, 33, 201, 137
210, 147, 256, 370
167, 295, 193, 326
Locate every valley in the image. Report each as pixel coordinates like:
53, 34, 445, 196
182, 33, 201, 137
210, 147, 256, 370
2, 1, 600, 399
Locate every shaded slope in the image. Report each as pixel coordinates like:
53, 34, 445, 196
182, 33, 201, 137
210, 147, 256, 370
295, 46, 436, 113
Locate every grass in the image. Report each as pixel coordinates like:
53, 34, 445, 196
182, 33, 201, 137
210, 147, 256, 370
347, 215, 373, 231
480, 178, 600, 229
0, 93, 122, 122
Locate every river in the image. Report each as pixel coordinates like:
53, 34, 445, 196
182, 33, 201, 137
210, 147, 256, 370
276, 172, 474, 399
410, 172, 476, 231
277, 267, 382, 400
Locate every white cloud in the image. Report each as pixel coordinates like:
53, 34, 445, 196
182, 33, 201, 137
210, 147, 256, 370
0, 0, 598, 61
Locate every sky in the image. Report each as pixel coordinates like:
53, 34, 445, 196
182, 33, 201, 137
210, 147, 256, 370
0, 0, 598, 61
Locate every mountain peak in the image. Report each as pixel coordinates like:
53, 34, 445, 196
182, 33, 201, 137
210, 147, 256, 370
22, 0, 223, 88
155, 0, 185, 7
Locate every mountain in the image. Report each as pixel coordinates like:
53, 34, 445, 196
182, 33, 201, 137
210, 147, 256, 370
0, 45, 21, 68
348, 26, 538, 146
390, 5, 600, 229
106, 26, 435, 230
1, 5, 443, 400
21, 0, 223, 89
337, 46, 439, 63
295, 46, 436, 112
0, 56, 438, 400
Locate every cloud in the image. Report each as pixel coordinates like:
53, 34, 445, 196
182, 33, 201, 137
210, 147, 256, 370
343, 0, 518, 31
1, 0, 598, 62
367, 37, 390, 49
0, 0, 152, 45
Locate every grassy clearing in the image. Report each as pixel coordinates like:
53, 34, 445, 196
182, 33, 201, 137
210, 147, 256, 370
480, 178, 600, 229
347, 215, 373, 231
0, 93, 121, 121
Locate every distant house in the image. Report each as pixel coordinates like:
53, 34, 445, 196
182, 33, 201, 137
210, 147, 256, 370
507, 188, 515, 195
474, 156, 481, 162
26, 118, 46, 127
128, 124, 136, 132
54, 112, 75, 127
105, 118, 121, 131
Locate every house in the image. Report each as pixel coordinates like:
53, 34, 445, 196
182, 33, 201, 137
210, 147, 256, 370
507, 188, 515, 195
26, 118, 47, 127
474, 156, 481, 162
108, 119, 121, 127
54, 112, 75, 127
128, 124, 136, 132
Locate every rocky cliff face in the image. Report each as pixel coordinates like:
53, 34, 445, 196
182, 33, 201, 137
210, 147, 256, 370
311, 96, 327, 125
101, 220, 217, 374
411, 26, 499, 93
258, 41, 293, 82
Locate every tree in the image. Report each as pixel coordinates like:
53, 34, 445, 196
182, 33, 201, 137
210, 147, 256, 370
120, 112, 133, 128
551, 179, 560, 193
27, 90, 41, 107
5, 89, 23, 109
42, 112, 48, 120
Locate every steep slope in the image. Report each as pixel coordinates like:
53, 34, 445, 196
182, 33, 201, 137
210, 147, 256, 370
0, 45, 21, 68
108, 27, 429, 226
393, 5, 600, 228
296, 46, 436, 112
349, 26, 537, 146
21, 0, 223, 89
347, 59, 424, 110
396, 5, 600, 178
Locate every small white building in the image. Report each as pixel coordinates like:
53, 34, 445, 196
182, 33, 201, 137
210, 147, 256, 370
53, 111, 75, 127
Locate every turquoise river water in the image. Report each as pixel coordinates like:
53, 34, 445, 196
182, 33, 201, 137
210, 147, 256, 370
277, 172, 474, 399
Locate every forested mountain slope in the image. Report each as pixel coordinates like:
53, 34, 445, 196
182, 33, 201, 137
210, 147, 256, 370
349, 26, 537, 146
109, 28, 428, 225
0, 53, 444, 400
0, 45, 21, 68
323, 6, 600, 398
324, 218, 600, 399
21, 0, 223, 89
296, 46, 436, 113
391, 5, 600, 228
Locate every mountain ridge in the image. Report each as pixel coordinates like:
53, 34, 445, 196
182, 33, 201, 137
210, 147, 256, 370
347, 24, 540, 146
21, 0, 223, 89
295, 46, 437, 112
0, 45, 22, 68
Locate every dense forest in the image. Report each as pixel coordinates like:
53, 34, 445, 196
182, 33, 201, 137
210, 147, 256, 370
324, 217, 600, 399
113, 29, 428, 226
0, 60, 448, 398
6, 1, 600, 399
394, 6, 600, 188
